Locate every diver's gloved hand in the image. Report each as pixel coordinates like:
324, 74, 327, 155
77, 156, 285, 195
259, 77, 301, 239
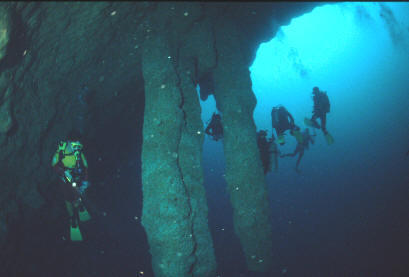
64, 170, 73, 182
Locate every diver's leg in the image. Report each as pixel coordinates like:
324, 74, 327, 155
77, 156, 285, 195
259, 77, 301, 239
311, 113, 318, 121
311, 113, 320, 128
320, 114, 327, 134
295, 150, 304, 171
273, 151, 278, 171
65, 201, 74, 218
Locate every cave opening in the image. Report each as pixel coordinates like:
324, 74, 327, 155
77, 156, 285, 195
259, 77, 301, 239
197, 2, 409, 276
247, 2, 408, 276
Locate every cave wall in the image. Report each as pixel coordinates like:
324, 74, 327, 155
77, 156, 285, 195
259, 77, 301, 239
0, 2, 318, 276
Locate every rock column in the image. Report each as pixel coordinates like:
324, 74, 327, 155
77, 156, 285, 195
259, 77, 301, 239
141, 31, 216, 277
213, 21, 274, 272
176, 57, 217, 277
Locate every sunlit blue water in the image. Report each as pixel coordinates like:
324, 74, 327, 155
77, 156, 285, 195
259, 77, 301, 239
201, 2, 409, 276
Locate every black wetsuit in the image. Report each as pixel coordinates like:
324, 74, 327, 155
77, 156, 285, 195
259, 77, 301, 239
257, 132, 272, 174
205, 114, 223, 141
311, 91, 330, 134
271, 106, 295, 137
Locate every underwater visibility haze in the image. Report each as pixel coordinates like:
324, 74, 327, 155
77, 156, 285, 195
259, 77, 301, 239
0, 2, 408, 277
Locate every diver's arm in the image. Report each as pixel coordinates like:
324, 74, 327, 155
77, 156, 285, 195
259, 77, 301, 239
313, 95, 319, 111
81, 153, 88, 169
295, 151, 304, 172
81, 153, 89, 181
51, 151, 60, 167
287, 112, 295, 126
51, 151, 65, 175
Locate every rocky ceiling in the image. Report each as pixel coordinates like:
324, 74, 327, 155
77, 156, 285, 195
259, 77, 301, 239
0, 2, 320, 276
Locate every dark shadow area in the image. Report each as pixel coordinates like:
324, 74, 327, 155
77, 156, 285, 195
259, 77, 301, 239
0, 78, 152, 277
201, 141, 251, 277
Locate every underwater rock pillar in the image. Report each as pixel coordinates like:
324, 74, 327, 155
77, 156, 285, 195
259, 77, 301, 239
176, 57, 217, 276
141, 32, 218, 276
141, 35, 196, 277
212, 22, 274, 272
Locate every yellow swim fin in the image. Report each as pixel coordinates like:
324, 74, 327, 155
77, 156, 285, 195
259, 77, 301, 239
304, 118, 320, 129
79, 207, 91, 222
276, 134, 285, 145
70, 224, 83, 241
325, 132, 334, 145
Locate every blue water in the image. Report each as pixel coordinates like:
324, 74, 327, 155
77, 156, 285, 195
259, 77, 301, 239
200, 2, 409, 276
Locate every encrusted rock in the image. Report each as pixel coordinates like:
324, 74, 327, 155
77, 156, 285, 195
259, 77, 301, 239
0, 5, 11, 62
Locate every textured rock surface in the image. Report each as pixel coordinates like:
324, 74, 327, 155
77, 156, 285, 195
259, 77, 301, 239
212, 17, 274, 272
0, 2, 317, 276
141, 34, 198, 277
0, 4, 11, 62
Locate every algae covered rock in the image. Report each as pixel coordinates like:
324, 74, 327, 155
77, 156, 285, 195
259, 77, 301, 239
0, 5, 11, 62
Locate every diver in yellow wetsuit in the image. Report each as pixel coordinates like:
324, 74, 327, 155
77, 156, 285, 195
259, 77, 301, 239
51, 131, 91, 241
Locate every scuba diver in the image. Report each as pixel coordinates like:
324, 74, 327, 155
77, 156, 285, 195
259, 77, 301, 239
271, 105, 303, 145
205, 112, 223, 141
51, 130, 91, 241
281, 128, 315, 173
257, 130, 279, 174
304, 86, 334, 145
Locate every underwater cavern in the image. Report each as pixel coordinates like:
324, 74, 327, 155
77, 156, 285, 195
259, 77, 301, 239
0, 2, 408, 277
